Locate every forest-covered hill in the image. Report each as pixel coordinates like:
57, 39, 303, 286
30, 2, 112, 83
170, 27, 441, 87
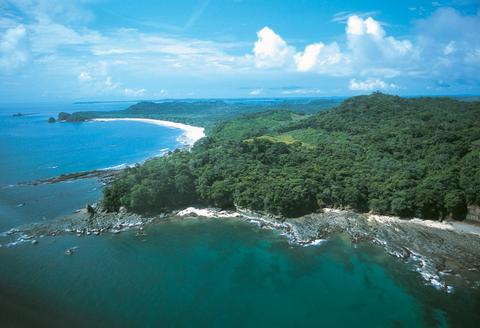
59, 98, 341, 129
102, 93, 480, 220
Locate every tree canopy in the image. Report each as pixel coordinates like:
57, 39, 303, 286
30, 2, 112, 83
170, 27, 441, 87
103, 93, 480, 220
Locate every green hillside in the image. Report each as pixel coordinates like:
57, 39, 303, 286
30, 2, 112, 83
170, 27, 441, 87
59, 98, 341, 129
103, 93, 480, 220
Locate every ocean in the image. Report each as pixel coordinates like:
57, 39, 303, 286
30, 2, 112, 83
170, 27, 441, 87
0, 102, 181, 231
0, 102, 479, 327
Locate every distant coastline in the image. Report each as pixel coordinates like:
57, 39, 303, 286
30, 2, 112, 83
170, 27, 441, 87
15, 117, 205, 188
91, 118, 205, 147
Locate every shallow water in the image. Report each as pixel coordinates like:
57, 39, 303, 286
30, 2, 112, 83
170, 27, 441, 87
1, 102, 479, 327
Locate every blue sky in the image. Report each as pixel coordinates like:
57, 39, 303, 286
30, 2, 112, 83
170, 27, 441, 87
0, 0, 479, 101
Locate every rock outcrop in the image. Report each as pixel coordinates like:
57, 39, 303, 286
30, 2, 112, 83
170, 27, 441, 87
467, 205, 480, 222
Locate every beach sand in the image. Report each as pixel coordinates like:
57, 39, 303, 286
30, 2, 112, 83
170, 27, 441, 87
92, 118, 205, 147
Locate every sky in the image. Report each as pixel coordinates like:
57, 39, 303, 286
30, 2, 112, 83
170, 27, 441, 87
0, 0, 479, 101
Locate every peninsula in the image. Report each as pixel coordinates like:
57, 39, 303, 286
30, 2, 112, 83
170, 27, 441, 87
16, 92, 477, 290
97, 93, 480, 223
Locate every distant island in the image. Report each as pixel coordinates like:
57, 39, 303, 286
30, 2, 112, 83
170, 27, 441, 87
61, 93, 480, 222
12, 112, 38, 117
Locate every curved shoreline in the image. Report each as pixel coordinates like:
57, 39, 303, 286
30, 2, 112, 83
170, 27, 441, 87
91, 118, 205, 147
16, 118, 205, 187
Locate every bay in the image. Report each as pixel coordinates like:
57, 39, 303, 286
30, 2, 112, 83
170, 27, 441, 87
0, 102, 181, 230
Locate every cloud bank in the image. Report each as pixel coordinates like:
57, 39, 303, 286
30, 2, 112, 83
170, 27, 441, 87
248, 9, 479, 92
0, 0, 479, 98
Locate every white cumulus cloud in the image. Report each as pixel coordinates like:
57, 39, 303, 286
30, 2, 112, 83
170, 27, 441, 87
253, 15, 414, 77
253, 26, 294, 68
0, 24, 28, 72
294, 43, 323, 72
346, 15, 415, 70
346, 16, 384, 38
2, 2, 480, 98
294, 42, 344, 74
349, 78, 398, 91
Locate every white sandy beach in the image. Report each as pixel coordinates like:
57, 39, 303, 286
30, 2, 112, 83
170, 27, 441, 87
92, 118, 205, 147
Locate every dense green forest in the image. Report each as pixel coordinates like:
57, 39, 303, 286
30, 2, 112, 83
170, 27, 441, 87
59, 98, 342, 129
102, 93, 480, 220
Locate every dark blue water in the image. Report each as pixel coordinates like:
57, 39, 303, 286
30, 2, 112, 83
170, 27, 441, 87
0, 103, 181, 230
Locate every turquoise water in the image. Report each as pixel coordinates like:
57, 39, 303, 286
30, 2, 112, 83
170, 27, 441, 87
0, 103, 479, 327
1, 218, 479, 327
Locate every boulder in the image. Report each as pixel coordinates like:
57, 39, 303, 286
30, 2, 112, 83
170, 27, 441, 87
86, 204, 95, 216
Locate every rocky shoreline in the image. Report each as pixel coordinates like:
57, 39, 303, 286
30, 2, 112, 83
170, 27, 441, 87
2, 204, 480, 292
184, 207, 480, 292
285, 210, 480, 292
0, 204, 152, 245
18, 168, 123, 187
